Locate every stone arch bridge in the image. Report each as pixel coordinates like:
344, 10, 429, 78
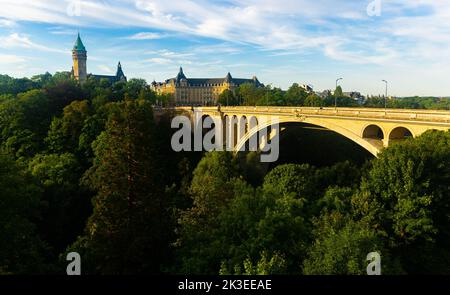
171, 106, 450, 157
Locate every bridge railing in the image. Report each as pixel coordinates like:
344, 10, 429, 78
192, 106, 450, 123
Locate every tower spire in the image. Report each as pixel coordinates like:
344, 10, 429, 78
176, 66, 186, 82
73, 32, 86, 52
116, 61, 125, 81
72, 32, 87, 83
225, 72, 232, 82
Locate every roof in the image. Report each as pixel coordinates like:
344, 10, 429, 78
165, 77, 260, 86
116, 61, 125, 78
89, 74, 118, 83
73, 33, 86, 52
163, 69, 262, 87
225, 72, 232, 82
176, 67, 187, 81
88, 62, 126, 83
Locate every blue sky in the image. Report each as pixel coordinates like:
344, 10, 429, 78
1, 0, 450, 96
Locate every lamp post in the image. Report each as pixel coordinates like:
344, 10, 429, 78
382, 80, 388, 108
335, 78, 343, 108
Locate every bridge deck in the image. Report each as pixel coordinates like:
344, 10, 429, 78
176, 106, 450, 124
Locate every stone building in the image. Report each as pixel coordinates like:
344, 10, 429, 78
151, 67, 263, 105
71, 33, 126, 84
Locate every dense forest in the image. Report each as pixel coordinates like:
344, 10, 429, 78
2, 73, 450, 109
0, 73, 449, 275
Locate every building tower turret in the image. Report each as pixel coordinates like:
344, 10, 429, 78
115, 61, 127, 81
72, 33, 87, 83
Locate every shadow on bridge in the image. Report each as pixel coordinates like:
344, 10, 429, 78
270, 122, 374, 168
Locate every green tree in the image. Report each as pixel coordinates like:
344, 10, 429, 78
0, 90, 51, 158
31, 72, 53, 87
317, 186, 354, 214
218, 89, 239, 106
28, 153, 91, 254
334, 85, 343, 98
44, 80, 83, 116
220, 251, 287, 275
315, 160, 364, 190
265, 87, 285, 106
285, 83, 307, 106
0, 154, 48, 274
69, 99, 170, 274
217, 183, 310, 274
0, 74, 38, 95
124, 78, 149, 100
176, 152, 240, 274
77, 103, 112, 160
304, 93, 324, 107
355, 130, 450, 274
51, 72, 72, 85
263, 164, 319, 203
303, 212, 389, 275
237, 83, 265, 106
45, 100, 92, 153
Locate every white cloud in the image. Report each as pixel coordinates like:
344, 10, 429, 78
1, 0, 449, 65
49, 27, 78, 35
0, 18, 16, 27
0, 33, 66, 53
0, 54, 28, 77
127, 32, 166, 40
155, 49, 193, 58
97, 64, 115, 74
0, 54, 26, 64
0, 1, 78, 25
141, 49, 195, 67
191, 43, 242, 55
2, 0, 450, 94
144, 57, 173, 65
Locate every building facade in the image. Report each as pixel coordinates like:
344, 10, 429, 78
71, 33, 127, 84
151, 67, 263, 105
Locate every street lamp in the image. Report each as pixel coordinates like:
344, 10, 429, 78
382, 80, 388, 108
335, 78, 343, 108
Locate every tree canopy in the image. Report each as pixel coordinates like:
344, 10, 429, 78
0, 72, 448, 275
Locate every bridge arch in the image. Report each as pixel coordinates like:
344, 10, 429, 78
239, 115, 249, 133
199, 114, 214, 133
231, 115, 239, 147
223, 115, 229, 146
362, 124, 385, 140
248, 116, 258, 130
235, 117, 381, 156
389, 126, 413, 143
247, 116, 259, 151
